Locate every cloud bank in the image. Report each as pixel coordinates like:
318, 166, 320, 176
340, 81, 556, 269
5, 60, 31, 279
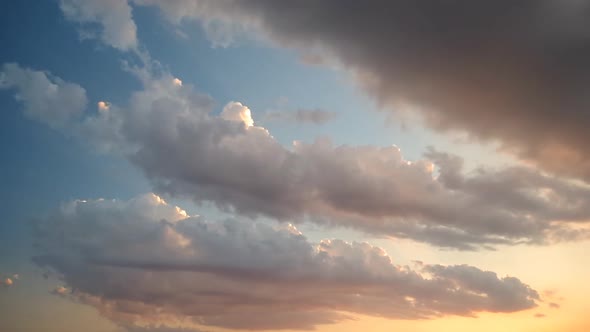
33, 194, 539, 331
5, 63, 590, 250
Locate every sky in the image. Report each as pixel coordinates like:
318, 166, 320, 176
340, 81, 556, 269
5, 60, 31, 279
1, 1, 590, 331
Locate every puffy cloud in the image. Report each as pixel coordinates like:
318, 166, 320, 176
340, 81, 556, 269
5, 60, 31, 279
220, 101, 254, 127
98, 101, 110, 112
33, 194, 539, 330
0, 63, 87, 129
78, 73, 590, 249
264, 108, 336, 125
59, 0, 138, 50
7, 63, 590, 250
1, 278, 13, 287
51, 286, 69, 297
129, 0, 590, 181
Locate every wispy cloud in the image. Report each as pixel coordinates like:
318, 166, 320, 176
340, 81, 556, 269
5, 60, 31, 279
263, 108, 336, 125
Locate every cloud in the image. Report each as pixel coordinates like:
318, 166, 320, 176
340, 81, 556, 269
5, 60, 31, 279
76, 72, 590, 249
220, 101, 254, 127
98, 101, 110, 112
51, 286, 69, 297
264, 108, 336, 125
59, 0, 138, 50
1, 278, 13, 287
33, 194, 539, 331
0, 63, 87, 129
6, 62, 590, 250
128, 0, 590, 181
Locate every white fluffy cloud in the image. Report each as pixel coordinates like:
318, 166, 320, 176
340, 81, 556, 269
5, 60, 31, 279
0, 63, 87, 129
220, 101, 254, 127
59, 0, 138, 50
34, 194, 539, 331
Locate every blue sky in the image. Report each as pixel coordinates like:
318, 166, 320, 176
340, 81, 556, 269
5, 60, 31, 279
3, 1, 590, 332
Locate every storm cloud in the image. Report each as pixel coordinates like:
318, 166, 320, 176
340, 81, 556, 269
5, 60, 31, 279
129, 0, 590, 181
33, 194, 539, 331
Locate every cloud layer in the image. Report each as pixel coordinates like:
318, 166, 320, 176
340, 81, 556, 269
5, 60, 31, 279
125, 0, 590, 181
5, 63, 590, 250
33, 194, 539, 331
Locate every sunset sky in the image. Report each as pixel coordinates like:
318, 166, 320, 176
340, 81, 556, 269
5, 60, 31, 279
2, 1, 590, 331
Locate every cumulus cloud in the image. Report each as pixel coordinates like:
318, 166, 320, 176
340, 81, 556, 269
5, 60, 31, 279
220, 101, 254, 127
59, 0, 138, 51
6, 62, 590, 250
51, 286, 69, 297
98, 101, 110, 112
264, 108, 336, 125
33, 194, 539, 331
1, 278, 13, 287
127, 0, 590, 181
77, 73, 590, 249
0, 63, 87, 129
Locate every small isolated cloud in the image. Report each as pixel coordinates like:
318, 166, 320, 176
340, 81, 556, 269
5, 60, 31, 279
0, 63, 87, 129
549, 302, 560, 309
59, 0, 138, 51
172, 78, 182, 87
51, 286, 69, 297
264, 108, 336, 125
32, 194, 539, 331
534, 313, 546, 318
1, 278, 13, 287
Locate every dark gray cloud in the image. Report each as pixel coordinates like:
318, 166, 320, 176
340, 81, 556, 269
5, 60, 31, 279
5, 63, 590, 250
263, 108, 336, 124
133, 0, 590, 181
33, 194, 539, 331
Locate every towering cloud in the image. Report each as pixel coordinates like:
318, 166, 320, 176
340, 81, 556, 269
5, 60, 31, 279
128, 0, 590, 181
34, 194, 539, 331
